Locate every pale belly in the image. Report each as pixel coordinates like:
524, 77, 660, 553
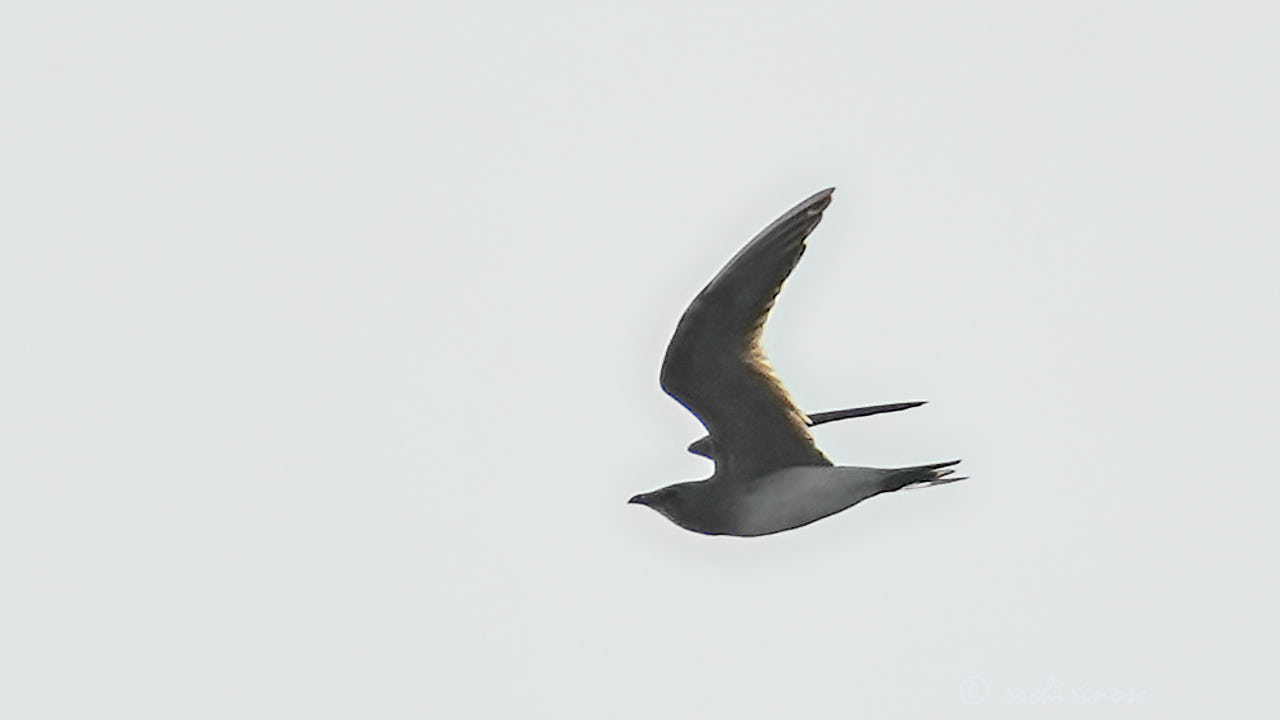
734, 466, 882, 536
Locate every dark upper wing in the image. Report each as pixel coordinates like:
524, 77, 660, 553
806, 401, 926, 425
660, 188, 837, 480
685, 401, 926, 459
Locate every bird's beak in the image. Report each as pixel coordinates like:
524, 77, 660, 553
627, 494, 647, 505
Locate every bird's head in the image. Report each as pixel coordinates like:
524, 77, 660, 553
686, 436, 716, 459
627, 482, 706, 530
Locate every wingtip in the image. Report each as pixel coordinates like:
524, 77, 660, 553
797, 187, 835, 216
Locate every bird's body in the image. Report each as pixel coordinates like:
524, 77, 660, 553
630, 188, 962, 537
735, 466, 896, 536
700, 467, 883, 537
637, 461, 961, 536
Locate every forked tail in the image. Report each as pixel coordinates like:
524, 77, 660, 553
882, 460, 966, 492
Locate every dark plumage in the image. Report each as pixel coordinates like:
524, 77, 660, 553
630, 189, 963, 537
685, 401, 927, 459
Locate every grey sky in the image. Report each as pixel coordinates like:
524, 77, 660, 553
3, 2, 1277, 717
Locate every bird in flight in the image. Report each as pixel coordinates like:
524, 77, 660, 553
630, 188, 962, 536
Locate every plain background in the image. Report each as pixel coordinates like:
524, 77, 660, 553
3, 1, 1277, 717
